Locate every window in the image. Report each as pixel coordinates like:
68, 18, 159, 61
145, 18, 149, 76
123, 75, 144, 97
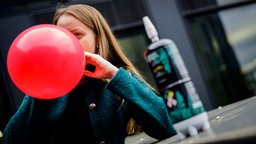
116, 27, 157, 89
179, 1, 256, 106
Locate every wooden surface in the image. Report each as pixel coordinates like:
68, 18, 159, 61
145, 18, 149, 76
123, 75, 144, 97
125, 96, 256, 144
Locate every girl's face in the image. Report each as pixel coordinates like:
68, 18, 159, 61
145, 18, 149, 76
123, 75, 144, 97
56, 14, 96, 53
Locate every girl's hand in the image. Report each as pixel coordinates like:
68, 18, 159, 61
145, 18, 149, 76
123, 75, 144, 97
83, 52, 118, 79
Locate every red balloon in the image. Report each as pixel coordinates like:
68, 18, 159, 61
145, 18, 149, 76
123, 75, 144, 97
7, 24, 85, 99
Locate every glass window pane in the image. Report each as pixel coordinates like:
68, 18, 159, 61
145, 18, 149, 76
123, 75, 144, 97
117, 32, 157, 89
186, 3, 256, 106
218, 3, 256, 96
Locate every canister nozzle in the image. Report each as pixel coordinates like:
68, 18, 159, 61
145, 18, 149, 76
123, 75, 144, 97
143, 16, 159, 42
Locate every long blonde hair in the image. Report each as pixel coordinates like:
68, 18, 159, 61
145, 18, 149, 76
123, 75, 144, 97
54, 4, 160, 135
53, 4, 156, 92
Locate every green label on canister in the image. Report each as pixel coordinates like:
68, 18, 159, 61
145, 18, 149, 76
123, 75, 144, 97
145, 41, 205, 123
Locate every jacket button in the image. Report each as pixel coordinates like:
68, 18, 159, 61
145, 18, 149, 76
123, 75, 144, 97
89, 103, 96, 110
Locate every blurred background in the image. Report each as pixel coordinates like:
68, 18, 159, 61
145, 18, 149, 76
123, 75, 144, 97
0, 0, 256, 136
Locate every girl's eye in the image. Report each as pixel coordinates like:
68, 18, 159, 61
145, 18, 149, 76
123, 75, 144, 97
74, 33, 82, 38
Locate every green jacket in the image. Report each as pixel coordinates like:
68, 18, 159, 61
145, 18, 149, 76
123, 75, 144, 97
3, 68, 176, 144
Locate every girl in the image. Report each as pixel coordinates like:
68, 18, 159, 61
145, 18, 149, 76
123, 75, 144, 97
3, 4, 176, 144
